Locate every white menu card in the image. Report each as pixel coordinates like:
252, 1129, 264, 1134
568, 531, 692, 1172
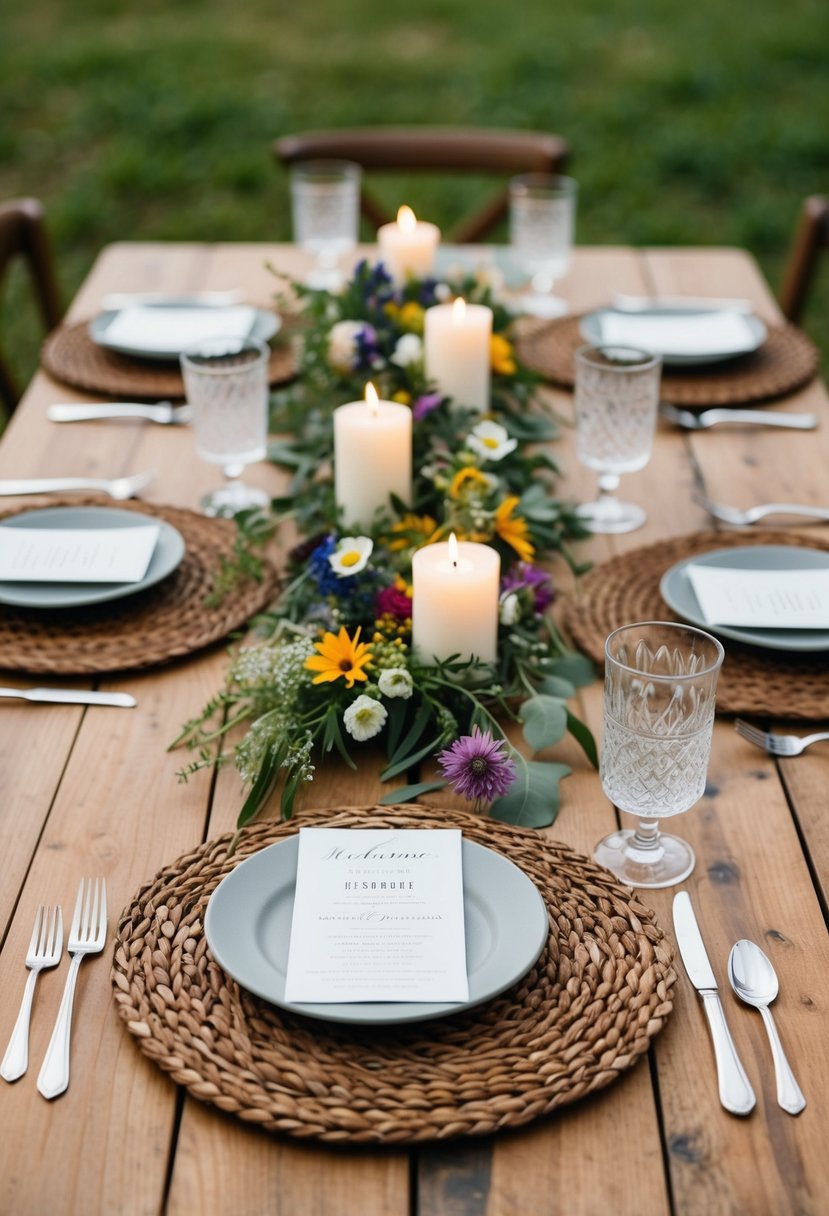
284, 827, 469, 1004
686, 565, 829, 628
0, 525, 160, 583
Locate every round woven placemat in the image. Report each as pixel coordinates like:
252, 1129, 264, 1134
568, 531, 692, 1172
518, 314, 820, 407
112, 804, 676, 1145
41, 320, 296, 400
0, 496, 278, 675
564, 529, 829, 718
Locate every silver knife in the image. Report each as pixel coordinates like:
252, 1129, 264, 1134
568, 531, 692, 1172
0, 687, 136, 708
672, 892, 756, 1116
47, 403, 191, 425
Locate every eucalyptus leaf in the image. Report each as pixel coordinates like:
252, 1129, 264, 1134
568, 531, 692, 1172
566, 710, 599, 769
547, 654, 596, 688
489, 759, 571, 827
378, 780, 448, 805
519, 694, 568, 752
537, 675, 576, 699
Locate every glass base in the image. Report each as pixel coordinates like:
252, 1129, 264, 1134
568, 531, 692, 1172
305, 266, 345, 291
515, 292, 570, 319
593, 829, 696, 889
576, 498, 646, 534
200, 482, 270, 519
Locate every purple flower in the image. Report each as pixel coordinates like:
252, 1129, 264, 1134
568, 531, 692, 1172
438, 727, 516, 804
412, 391, 444, 422
375, 584, 412, 620
501, 563, 555, 614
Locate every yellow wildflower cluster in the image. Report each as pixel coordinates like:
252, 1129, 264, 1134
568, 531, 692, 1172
490, 334, 517, 375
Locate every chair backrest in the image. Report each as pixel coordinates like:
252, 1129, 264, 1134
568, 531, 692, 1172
0, 197, 61, 415
778, 195, 829, 324
274, 127, 570, 244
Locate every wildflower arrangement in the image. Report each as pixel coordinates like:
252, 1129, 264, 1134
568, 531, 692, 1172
175, 259, 597, 839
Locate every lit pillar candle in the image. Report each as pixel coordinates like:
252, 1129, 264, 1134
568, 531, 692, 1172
412, 533, 500, 664
377, 205, 440, 284
424, 297, 493, 412
334, 383, 412, 530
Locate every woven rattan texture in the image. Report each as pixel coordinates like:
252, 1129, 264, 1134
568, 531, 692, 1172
0, 496, 278, 675
565, 529, 829, 719
518, 315, 819, 407
112, 804, 676, 1145
41, 321, 296, 400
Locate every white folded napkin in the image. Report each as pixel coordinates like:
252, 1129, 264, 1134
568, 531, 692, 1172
599, 309, 758, 357
103, 305, 257, 354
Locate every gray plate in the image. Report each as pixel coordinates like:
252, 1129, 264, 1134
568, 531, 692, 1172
89, 307, 281, 362
579, 307, 768, 366
204, 835, 549, 1026
660, 544, 829, 652
0, 506, 185, 609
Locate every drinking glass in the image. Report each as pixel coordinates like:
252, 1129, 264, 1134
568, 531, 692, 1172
573, 344, 662, 533
180, 336, 270, 518
509, 174, 577, 318
290, 159, 361, 290
595, 621, 724, 889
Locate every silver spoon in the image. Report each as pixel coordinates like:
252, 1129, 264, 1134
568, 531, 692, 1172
728, 939, 806, 1115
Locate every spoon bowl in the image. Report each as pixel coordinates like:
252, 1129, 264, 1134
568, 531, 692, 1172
728, 939, 806, 1115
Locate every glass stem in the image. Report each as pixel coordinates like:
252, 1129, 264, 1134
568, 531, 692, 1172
631, 818, 662, 851
223, 462, 244, 485
597, 472, 620, 500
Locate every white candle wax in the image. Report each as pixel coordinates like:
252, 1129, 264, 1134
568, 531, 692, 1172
334, 391, 412, 530
412, 538, 500, 664
424, 298, 493, 412
377, 205, 440, 284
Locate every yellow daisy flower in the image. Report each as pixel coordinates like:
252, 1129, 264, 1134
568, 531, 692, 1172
491, 334, 517, 375
494, 496, 535, 562
304, 626, 371, 688
449, 466, 491, 499
387, 513, 438, 551
392, 390, 412, 405
399, 301, 425, 334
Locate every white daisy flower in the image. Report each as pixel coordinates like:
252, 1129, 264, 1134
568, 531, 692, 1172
390, 333, 423, 368
344, 695, 388, 742
466, 420, 518, 462
378, 667, 414, 699
328, 536, 374, 578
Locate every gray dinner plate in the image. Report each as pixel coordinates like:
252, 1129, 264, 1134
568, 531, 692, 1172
659, 544, 829, 652
0, 506, 185, 609
89, 306, 281, 362
204, 835, 549, 1025
579, 307, 767, 366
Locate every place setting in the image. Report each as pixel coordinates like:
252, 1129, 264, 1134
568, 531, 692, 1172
40, 288, 296, 402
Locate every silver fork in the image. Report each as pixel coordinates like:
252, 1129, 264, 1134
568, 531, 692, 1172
660, 402, 817, 431
734, 718, 829, 756
694, 492, 829, 526
37, 878, 107, 1100
0, 470, 156, 500
1, 906, 63, 1082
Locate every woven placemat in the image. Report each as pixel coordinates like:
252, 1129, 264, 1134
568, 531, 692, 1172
0, 496, 278, 675
518, 315, 820, 407
112, 804, 675, 1145
564, 529, 829, 719
41, 320, 296, 400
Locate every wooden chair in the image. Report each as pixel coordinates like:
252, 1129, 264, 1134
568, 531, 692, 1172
0, 197, 61, 415
778, 195, 829, 323
274, 127, 570, 243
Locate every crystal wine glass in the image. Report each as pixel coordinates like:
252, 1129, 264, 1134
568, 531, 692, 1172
573, 344, 662, 533
180, 336, 270, 518
509, 174, 577, 318
290, 159, 361, 290
595, 621, 724, 889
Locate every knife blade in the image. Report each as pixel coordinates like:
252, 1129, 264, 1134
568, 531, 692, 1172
47, 403, 191, 425
0, 687, 136, 708
672, 892, 756, 1116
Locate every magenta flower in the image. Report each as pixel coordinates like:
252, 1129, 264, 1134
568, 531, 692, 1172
376, 584, 413, 620
438, 726, 516, 805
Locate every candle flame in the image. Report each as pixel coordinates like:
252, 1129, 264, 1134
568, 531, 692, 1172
397, 205, 417, 233
452, 296, 466, 324
448, 531, 459, 568
364, 382, 380, 417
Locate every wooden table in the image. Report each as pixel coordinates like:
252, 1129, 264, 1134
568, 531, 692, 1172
0, 243, 826, 1216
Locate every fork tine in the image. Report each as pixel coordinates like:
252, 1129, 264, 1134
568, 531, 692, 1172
98, 880, 107, 941
50, 906, 63, 956
89, 878, 101, 943
28, 905, 45, 956
734, 718, 766, 745
70, 878, 86, 940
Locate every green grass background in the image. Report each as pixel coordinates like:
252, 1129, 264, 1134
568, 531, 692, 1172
1, 0, 828, 399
